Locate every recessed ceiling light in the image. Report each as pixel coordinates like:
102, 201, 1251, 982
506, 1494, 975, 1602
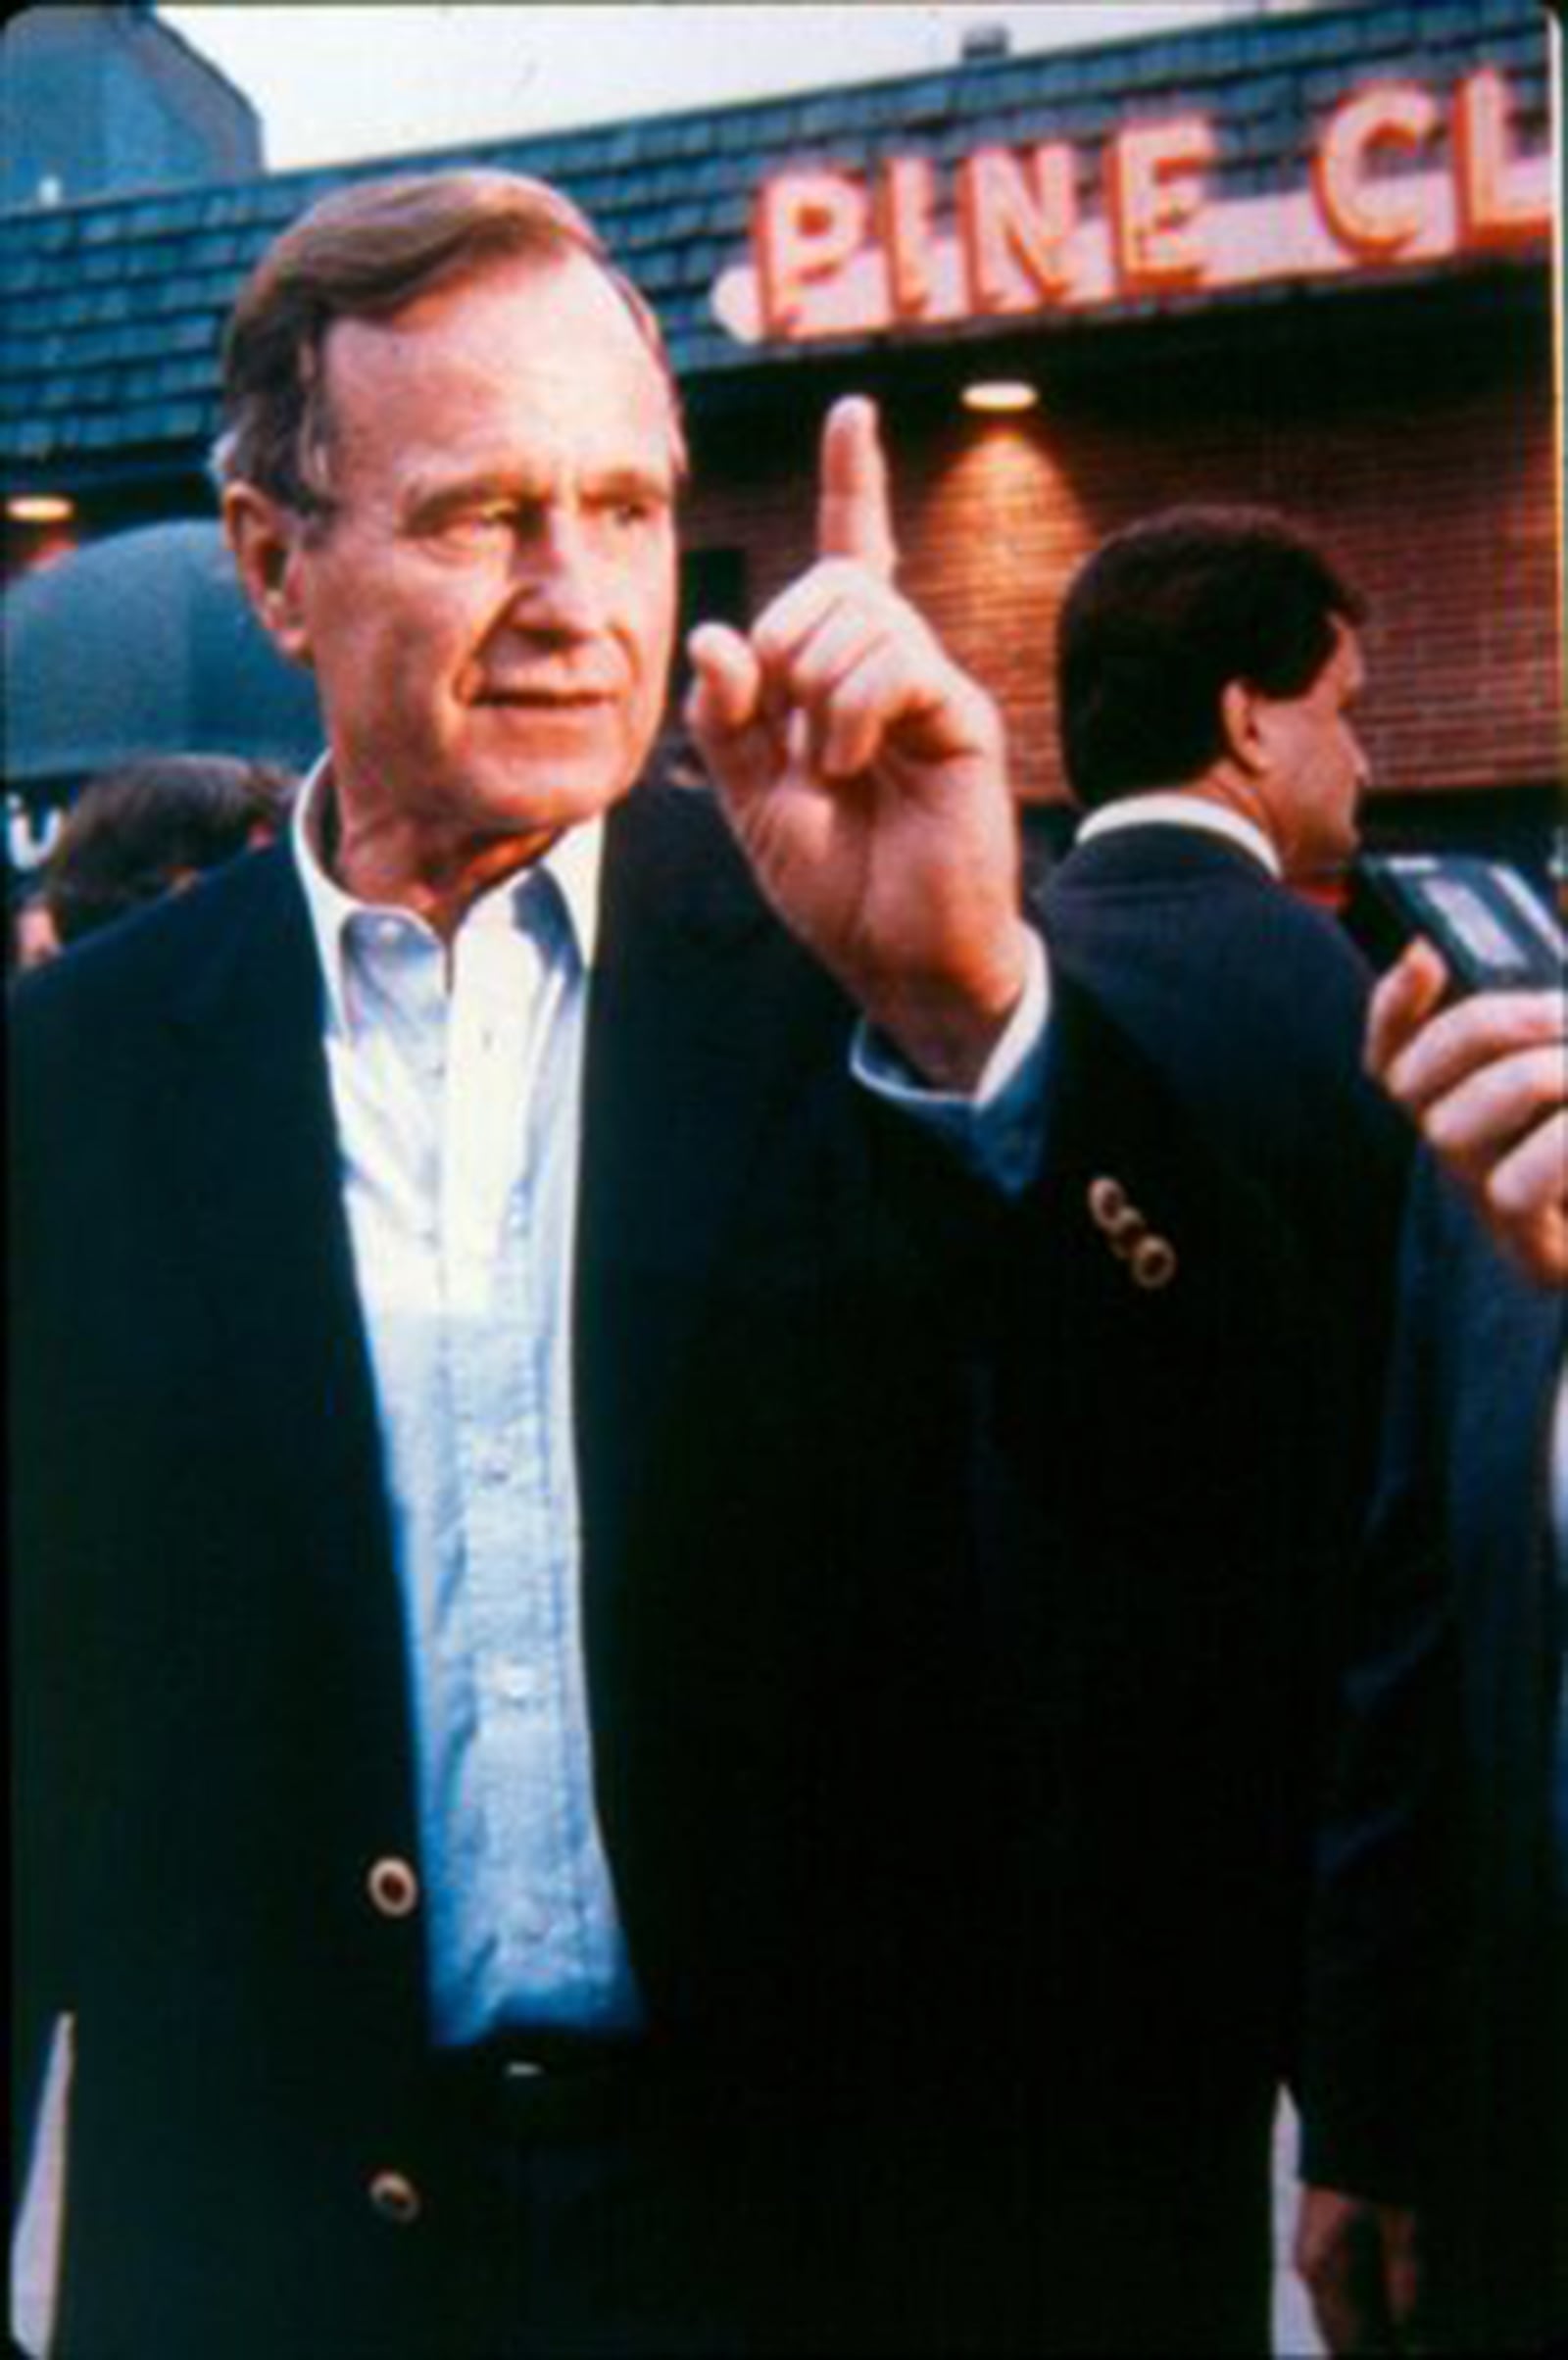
7, 494, 76, 524
961, 381, 1040, 415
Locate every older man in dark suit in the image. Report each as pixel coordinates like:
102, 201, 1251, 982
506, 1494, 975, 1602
8, 167, 1023, 2360
11, 173, 1374, 2359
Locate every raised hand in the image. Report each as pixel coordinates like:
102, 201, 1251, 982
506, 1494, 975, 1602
684, 396, 1032, 1093
1368, 938, 1567, 1287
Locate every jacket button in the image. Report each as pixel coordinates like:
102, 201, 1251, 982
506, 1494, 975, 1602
1087, 1176, 1128, 1231
367, 1856, 419, 1920
1131, 1235, 1178, 1290
368, 2168, 422, 2227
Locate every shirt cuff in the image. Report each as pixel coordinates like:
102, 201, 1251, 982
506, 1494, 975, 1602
850, 927, 1051, 1198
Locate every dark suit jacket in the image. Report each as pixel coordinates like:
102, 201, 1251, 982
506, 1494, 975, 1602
1040, 823, 1410, 1369
1302, 1163, 1566, 2348
13, 785, 1365, 2356
1043, 828, 1412, 1790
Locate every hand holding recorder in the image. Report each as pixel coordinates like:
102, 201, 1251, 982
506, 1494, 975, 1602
1367, 926, 1566, 1288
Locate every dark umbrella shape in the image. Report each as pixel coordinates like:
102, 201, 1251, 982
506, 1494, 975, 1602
3, 519, 321, 803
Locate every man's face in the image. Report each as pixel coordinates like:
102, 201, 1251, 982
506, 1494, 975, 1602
1250, 618, 1369, 878
239, 252, 680, 887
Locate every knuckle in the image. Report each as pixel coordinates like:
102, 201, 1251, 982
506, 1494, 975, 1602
1521, 1048, 1568, 1110
812, 556, 874, 606
751, 611, 795, 669
1482, 1160, 1529, 1224
1421, 1097, 1467, 1158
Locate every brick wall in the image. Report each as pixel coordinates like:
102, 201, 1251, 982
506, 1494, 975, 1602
685, 319, 1561, 811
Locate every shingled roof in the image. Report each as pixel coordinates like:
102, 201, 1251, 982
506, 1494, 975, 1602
0, 0, 1550, 492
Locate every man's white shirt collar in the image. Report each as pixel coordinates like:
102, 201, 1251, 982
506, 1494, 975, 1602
291, 754, 606, 1034
1074, 792, 1283, 881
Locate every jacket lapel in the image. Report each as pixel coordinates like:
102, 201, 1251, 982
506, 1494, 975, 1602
156, 851, 410, 1720
157, 811, 822, 1639
572, 788, 837, 1580
152, 810, 845, 1891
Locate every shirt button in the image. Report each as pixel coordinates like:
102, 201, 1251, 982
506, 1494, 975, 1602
366, 1856, 420, 1920
492, 1659, 536, 1705
368, 2168, 421, 2227
475, 1440, 513, 1488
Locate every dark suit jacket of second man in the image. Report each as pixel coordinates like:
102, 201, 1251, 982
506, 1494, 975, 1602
1041, 819, 1417, 2152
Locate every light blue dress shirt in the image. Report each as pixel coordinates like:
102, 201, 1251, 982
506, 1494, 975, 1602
292, 763, 1049, 2047
295, 769, 639, 2046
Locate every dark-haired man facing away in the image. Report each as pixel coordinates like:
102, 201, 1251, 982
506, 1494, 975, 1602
43, 754, 293, 946
1040, 508, 1421, 2327
1043, 509, 1410, 1493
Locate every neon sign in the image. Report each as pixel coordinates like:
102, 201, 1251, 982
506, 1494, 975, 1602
712, 69, 1551, 346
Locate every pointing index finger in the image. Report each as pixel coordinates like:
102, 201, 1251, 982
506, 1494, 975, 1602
816, 394, 897, 581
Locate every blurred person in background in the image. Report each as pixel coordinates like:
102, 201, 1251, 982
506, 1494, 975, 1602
41, 752, 294, 947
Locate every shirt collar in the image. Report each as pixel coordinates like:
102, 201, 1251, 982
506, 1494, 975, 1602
291, 755, 606, 1036
1073, 792, 1283, 882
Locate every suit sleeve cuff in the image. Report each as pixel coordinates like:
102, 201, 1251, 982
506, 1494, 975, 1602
850, 927, 1051, 1198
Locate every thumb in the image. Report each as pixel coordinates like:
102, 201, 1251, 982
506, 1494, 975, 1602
1366, 937, 1448, 1083
816, 395, 897, 581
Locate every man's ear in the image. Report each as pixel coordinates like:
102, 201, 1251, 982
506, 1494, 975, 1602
1219, 677, 1268, 777
222, 484, 314, 665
